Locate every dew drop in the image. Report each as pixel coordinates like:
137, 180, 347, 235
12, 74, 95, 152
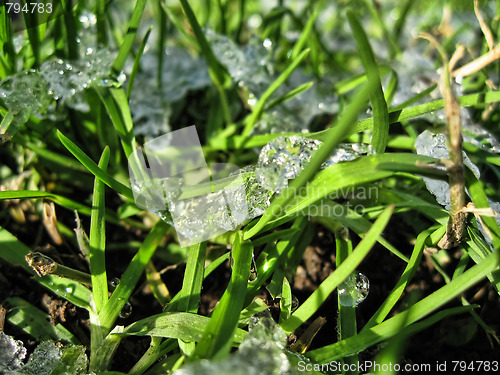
110, 278, 120, 287
338, 272, 369, 307
119, 302, 132, 318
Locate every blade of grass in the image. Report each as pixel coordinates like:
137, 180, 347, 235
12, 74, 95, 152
243, 81, 374, 240
290, 10, 317, 60
117, 312, 246, 344
98, 220, 169, 335
127, 27, 153, 100
111, 0, 148, 75
347, 10, 389, 153
167, 242, 206, 313
178, 0, 232, 126
335, 227, 358, 375
90, 148, 110, 313
265, 81, 314, 111
361, 226, 440, 330
0, 226, 91, 309
229, 90, 500, 151
57, 130, 134, 201
306, 248, 500, 362
281, 205, 394, 334
240, 48, 310, 140
193, 232, 253, 360
6, 297, 80, 345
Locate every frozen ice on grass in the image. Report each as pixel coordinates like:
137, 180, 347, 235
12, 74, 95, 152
172, 316, 301, 375
0, 70, 52, 132
205, 29, 338, 134
415, 130, 480, 209
40, 49, 119, 110
338, 272, 370, 307
22, 341, 62, 375
0, 333, 87, 375
256, 136, 322, 192
0, 331, 27, 372
256, 136, 374, 193
461, 110, 500, 154
129, 48, 211, 138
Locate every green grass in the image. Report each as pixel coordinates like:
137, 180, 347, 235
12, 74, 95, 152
0, 1, 499, 374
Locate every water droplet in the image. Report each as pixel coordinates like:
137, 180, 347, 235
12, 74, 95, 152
119, 302, 132, 318
338, 272, 369, 307
65, 285, 74, 294
110, 278, 120, 287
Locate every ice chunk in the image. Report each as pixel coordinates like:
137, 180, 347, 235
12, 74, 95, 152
172, 316, 300, 375
0, 331, 27, 372
256, 136, 373, 193
22, 341, 62, 375
322, 143, 375, 166
40, 49, 116, 110
415, 130, 480, 209
256, 136, 322, 193
461, 110, 500, 154
338, 272, 369, 307
129, 48, 211, 137
0, 70, 52, 132
0, 334, 87, 375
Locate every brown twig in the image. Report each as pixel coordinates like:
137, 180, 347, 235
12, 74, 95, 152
474, 0, 495, 52
420, 33, 467, 249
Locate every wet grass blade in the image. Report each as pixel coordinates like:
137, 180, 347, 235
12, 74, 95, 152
265, 81, 314, 111
225, 90, 500, 150
98, 220, 169, 334
0, 226, 91, 309
57, 130, 134, 201
281, 205, 394, 334
167, 242, 206, 313
193, 232, 253, 360
335, 228, 358, 374
348, 10, 389, 153
127, 27, 153, 100
90, 147, 110, 313
306, 249, 500, 362
178, 0, 232, 126
118, 312, 246, 344
6, 297, 80, 344
244, 82, 374, 240
112, 0, 148, 75
361, 227, 439, 330
241, 49, 310, 139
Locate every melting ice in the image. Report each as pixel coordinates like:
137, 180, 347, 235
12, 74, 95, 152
415, 130, 480, 209
172, 316, 302, 375
256, 135, 374, 193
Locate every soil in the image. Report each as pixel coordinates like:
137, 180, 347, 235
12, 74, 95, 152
1, 214, 499, 373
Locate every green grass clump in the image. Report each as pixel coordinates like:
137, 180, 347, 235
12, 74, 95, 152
0, 1, 499, 374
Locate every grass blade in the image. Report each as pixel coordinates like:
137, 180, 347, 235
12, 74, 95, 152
347, 10, 389, 153
361, 226, 438, 330
167, 242, 206, 313
306, 249, 500, 362
6, 297, 80, 345
118, 312, 246, 344
90, 147, 110, 313
57, 130, 134, 201
111, 0, 148, 75
98, 220, 169, 334
241, 49, 310, 139
281, 205, 394, 334
244, 81, 374, 240
193, 232, 253, 360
